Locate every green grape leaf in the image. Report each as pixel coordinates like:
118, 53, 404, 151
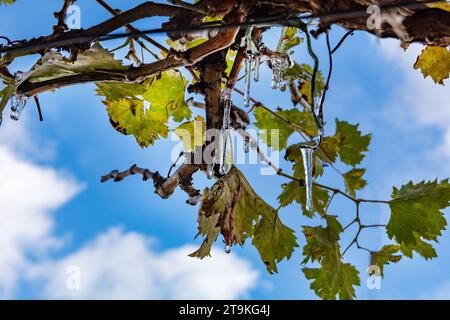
253, 107, 316, 150
278, 181, 330, 217
387, 180, 450, 259
343, 168, 367, 197
277, 27, 303, 54
253, 108, 293, 150
0, 0, 15, 5
284, 62, 310, 83
335, 119, 371, 167
98, 70, 191, 147
298, 64, 325, 103
370, 245, 402, 277
28, 43, 127, 83
96, 81, 146, 100
399, 234, 437, 259
252, 211, 298, 274
317, 136, 340, 164
174, 115, 206, 152
191, 166, 297, 273
414, 46, 450, 85
302, 215, 343, 264
143, 70, 191, 122
303, 263, 360, 301
302, 216, 360, 300
105, 98, 169, 147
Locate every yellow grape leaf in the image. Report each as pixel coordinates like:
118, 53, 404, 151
105, 98, 169, 147
427, 2, 450, 12
174, 115, 206, 152
143, 70, 191, 122
414, 46, 450, 85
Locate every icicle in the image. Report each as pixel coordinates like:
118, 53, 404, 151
253, 55, 260, 82
219, 88, 232, 175
10, 94, 28, 121
224, 244, 231, 254
244, 136, 250, 154
271, 57, 281, 89
243, 56, 253, 108
271, 56, 291, 90
0, 112, 3, 127
301, 147, 314, 212
219, 140, 228, 175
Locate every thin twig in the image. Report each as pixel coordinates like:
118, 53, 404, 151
95, 0, 201, 81
362, 224, 387, 229
237, 129, 280, 174
344, 219, 357, 231
331, 30, 354, 54
33, 96, 43, 122
302, 24, 322, 131
318, 31, 332, 114
325, 190, 337, 212
167, 152, 184, 178
251, 104, 310, 140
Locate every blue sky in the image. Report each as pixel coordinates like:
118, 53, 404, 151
0, 0, 449, 300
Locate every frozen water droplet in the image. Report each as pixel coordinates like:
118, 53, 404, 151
207, 164, 214, 179
10, 94, 28, 121
301, 147, 314, 212
15, 71, 25, 82
219, 149, 227, 175
187, 194, 202, 206
225, 244, 231, 254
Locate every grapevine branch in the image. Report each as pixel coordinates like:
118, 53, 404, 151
101, 162, 202, 205
0, 1, 447, 97
3, 0, 449, 59
95, 0, 202, 82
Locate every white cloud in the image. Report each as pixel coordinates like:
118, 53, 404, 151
424, 281, 450, 300
0, 145, 81, 297
0, 114, 56, 161
376, 39, 450, 167
29, 228, 259, 300
0, 116, 259, 300
0, 139, 258, 300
